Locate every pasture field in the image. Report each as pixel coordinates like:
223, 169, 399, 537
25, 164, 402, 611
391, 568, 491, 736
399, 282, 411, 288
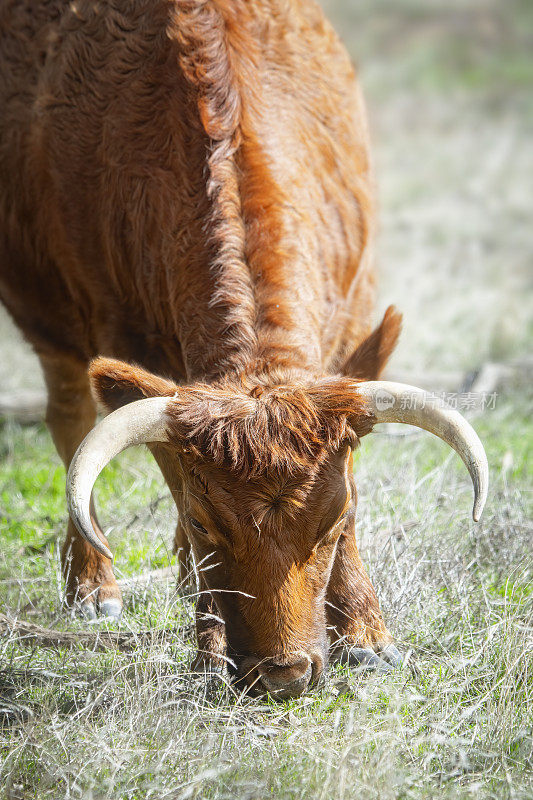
1, 395, 532, 799
1, 0, 532, 798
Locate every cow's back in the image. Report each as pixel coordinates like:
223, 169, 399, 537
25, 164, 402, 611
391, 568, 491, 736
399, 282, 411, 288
0, 0, 375, 379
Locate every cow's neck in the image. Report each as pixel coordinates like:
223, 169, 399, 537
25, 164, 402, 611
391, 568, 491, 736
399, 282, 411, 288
178, 231, 325, 385
178, 276, 324, 385
172, 8, 326, 385
172, 125, 325, 382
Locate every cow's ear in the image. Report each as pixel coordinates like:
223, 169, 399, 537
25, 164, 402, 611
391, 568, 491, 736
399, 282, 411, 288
341, 305, 402, 380
89, 357, 177, 412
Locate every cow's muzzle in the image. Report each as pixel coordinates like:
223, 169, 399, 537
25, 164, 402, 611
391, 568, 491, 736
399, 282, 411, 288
259, 658, 312, 698
239, 651, 325, 699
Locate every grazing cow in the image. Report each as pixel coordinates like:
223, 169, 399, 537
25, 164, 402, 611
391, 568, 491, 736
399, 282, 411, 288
0, 0, 487, 697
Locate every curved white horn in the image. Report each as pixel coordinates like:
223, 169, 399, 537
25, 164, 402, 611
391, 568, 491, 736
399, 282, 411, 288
357, 381, 489, 522
66, 397, 171, 559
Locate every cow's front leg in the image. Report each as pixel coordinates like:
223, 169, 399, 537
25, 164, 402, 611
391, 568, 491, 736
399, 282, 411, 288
192, 589, 227, 674
41, 354, 122, 619
173, 519, 194, 588
326, 501, 401, 672
60, 501, 121, 620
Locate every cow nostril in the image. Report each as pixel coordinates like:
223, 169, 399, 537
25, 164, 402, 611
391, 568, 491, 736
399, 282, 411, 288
262, 658, 311, 685
258, 657, 312, 698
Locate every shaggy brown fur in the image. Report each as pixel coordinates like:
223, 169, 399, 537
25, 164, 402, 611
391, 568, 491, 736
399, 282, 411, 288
165, 378, 375, 476
90, 356, 377, 476
0, 0, 401, 691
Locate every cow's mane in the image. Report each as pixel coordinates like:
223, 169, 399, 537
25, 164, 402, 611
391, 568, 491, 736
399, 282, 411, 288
173, 0, 259, 374
166, 376, 375, 476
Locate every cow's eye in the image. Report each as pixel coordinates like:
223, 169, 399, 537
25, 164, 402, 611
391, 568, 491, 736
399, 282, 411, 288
189, 517, 208, 534
332, 511, 349, 532
316, 516, 343, 546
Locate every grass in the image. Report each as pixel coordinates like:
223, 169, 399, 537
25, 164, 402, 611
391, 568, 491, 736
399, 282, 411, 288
1, 0, 532, 797
324, 0, 533, 98
1, 392, 531, 799
325, 0, 533, 375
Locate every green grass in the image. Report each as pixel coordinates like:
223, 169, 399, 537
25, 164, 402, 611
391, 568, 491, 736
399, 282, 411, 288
1, 392, 531, 799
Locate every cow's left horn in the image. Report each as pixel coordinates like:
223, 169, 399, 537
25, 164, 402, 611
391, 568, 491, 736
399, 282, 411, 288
66, 397, 171, 559
356, 381, 489, 521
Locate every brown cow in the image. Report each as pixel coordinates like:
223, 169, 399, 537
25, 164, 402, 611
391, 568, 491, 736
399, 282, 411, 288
0, 0, 487, 697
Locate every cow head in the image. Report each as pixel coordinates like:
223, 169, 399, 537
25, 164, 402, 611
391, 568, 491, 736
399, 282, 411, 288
66, 358, 487, 697
165, 442, 355, 694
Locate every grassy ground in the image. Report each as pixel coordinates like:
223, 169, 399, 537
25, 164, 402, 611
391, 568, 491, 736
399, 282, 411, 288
1, 0, 532, 798
1, 395, 531, 799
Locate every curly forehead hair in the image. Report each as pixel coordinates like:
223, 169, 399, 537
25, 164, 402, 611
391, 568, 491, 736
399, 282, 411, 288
165, 377, 376, 476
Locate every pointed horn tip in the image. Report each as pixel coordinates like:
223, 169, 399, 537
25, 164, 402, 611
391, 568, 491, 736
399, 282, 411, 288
472, 477, 488, 522
80, 529, 114, 561
69, 506, 114, 561
84, 525, 114, 560
100, 543, 114, 561
84, 533, 113, 561
472, 497, 486, 523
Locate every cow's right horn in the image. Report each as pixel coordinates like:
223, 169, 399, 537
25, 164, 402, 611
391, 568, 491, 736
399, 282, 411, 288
66, 397, 171, 559
355, 381, 489, 522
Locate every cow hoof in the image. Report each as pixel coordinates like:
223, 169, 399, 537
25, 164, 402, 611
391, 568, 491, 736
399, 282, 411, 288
333, 646, 393, 674
72, 593, 123, 621
79, 600, 97, 620
191, 656, 227, 678
347, 647, 393, 674
378, 644, 403, 667
99, 599, 123, 620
